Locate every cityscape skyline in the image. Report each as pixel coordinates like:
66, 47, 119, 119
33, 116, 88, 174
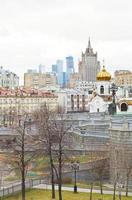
0, 0, 132, 84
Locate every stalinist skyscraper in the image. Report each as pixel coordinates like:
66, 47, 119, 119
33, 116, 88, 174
79, 39, 100, 82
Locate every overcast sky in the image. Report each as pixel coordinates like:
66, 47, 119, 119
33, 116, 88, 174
0, 0, 132, 84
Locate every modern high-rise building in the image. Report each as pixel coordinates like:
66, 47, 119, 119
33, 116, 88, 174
66, 56, 74, 84
56, 60, 63, 86
52, 64, 58, 74
79, 39, 100, 82
63, 72, 67, 87
52, 60, 63, 86
38, 64, 45, 73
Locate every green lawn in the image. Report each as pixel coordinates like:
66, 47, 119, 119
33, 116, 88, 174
2, 189, 132, 200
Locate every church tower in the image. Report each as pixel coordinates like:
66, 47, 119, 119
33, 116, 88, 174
79, 38, 100, 82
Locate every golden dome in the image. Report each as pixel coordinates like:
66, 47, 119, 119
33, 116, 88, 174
96, 66, 111, 81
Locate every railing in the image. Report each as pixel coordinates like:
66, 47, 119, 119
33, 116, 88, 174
0, 178, 47, 198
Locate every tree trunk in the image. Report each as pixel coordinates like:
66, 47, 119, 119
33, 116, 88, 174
21, 167, 25, 200
90, 182, 93, 200
49, 145, 56, 199
100, 180, 103, 195
51, 164, 55, 199
126, 175, 129, 197
21, 127, 25, 200
58, 143, 62, 200
58, 181, 62, 200
58, 166, 62, 200
113, 181, 116, 200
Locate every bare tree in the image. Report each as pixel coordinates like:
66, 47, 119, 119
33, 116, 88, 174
89, 151, 97, 200
87, 151, 108, 200
52, 114, 72, 200
94, 157, 109, 195
124, 149, 132, 197
34, 105, 72, 200
9, 114, 36, 200
34, 105, 56, 199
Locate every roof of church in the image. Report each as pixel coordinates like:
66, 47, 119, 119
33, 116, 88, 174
96, 66, 111, 81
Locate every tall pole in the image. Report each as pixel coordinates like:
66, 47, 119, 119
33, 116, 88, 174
71, 161, 79, 193
21, 121, 26, 200
74, 169, 77, 192
110, 83, 118, 115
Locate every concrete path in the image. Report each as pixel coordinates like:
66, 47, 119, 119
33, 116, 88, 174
34, 184, 132, 196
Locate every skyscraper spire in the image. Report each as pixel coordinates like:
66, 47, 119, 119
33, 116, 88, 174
88, 37, 91, 49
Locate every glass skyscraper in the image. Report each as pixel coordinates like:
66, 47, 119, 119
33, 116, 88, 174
56, 60, 63, 86
66, 56, 74, 84
52, 64, 58, 74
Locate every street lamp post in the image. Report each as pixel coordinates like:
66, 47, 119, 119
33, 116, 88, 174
117, 182, 124, 200
71, 161, 79, 193
111, 83, 118, 104
109, 83, 118, 115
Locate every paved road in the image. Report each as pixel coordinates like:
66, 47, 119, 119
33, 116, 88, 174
34, 184, 132, 196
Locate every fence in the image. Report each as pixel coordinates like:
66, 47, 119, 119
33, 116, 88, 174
0, 178, 46, 198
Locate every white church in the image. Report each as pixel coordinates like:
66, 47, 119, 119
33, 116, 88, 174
89, 65, 112, 113
89, 65, 132, 114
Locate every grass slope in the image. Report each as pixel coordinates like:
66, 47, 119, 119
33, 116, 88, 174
3, 189, 132, 200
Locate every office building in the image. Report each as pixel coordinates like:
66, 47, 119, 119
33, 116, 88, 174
0, 66, 19, 89
24, 71, 57, 89
56, 60, 63, 86
66, 56, 74, 84
38, 64, 45, 73
114, 70, 132, 86
52, 64, 58, 74
79, 38, 100, 82
69, 73, 80, 88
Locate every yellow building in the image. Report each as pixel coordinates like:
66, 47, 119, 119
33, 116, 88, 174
114, 70, 132, 86
69, 73, 80, 88
24, 71, 57, 89
0, 89, 58, 126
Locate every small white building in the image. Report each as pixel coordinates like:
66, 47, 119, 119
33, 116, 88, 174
89, 95, 108, 113
89, 66, 112, 113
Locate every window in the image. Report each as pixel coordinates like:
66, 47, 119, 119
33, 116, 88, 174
100, 85, 104, 94
121, 103, 128, 112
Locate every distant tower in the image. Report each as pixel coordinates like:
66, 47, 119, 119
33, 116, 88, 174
66, 56, 74, 84
56, 59, 63, 86
38, 64, 45, 73
52, 64, 58, 74
63, 72, 67, 86
79, 38, 100, 82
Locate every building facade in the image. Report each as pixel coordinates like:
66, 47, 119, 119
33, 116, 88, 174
110, 116, 132, 185
24, 71, 57, 89
56, 59, 63, 86
52, 64, 58, 74
38, 64, 45, 73
79, 39, 100, 82
69, 73, 80, 88
66, 56, 74, 84
63, 72, 67, 87
66, 90, 90, 112
114, 70, 132, 86
0, 66, 19, 89
0, 88, 58, 126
